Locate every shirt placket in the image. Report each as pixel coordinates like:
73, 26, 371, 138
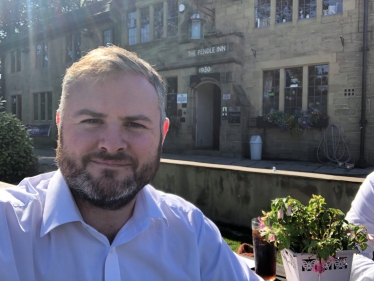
105, 247, 121, 281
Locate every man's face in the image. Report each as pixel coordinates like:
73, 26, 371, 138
56, 74, 168, 210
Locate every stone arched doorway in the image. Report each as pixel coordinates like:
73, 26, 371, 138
195, 82, 221, 150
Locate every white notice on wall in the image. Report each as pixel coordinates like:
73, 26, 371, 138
223, 94, 231, 100
177, 93, 187, 103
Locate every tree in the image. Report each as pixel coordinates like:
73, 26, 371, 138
0, 0, 103, 41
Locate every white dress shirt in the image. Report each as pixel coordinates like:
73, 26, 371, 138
346, 171, 374, 281
0, 170, 262, 281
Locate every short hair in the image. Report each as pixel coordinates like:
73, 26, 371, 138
59, 46, 166, 123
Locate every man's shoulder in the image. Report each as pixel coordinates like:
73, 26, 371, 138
145, 185, 200, 214
0, 171, 56, 207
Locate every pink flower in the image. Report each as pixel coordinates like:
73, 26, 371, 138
367, 233, 374, 242
258, 217, 265, 228
286, 205, 292, 216
269, 234, 275, 242
312, 261, 325, 274
277, 209, 284, 219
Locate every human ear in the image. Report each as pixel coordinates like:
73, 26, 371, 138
162, 118, 170, 143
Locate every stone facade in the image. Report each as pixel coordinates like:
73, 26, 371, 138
1, 0, 374, 165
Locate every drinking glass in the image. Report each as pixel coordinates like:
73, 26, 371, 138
251, 218, 276, 281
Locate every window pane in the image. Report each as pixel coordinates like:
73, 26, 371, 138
167, 0, 178, 37
255, 0, 271, 27
154, 3, 164, 40
17, 95, 22, 120
43, 42, 48, 67
323, 0, 342, 15
74, 34, 81, 61
140, 7, 150, 43
308, 65, 328, 114
11, 51, 15, 73
128, 11, 137, 45
263, 70, 280, 114
66, 35, 73, 62
16, 50, 21, 71
103, 29, 112, 46
33, 93, 39, 120
36, 43, 42, 68
40, 92, 46, 120
47, 92, 52, 120
284, 67, 303, 114
299, 0, 316, 19
166, 77, 178, 116
276, 0, 293, 23
11, 96, 17, 114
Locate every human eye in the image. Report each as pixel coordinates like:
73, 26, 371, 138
81, 119, 103, 124
126, 122, 145, 129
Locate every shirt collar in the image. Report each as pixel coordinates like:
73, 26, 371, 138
40, 171, 168, 237
40, 170, 82, 237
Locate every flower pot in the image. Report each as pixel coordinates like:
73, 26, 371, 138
312, 118, 328, 128
281, 248, 358, 281
256, 116, 276, 128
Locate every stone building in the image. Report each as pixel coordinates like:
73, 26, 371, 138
1, 0, 373, 165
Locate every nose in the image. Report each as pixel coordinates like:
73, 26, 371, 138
98, 126, 127, 154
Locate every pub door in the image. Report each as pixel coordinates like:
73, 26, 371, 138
195, 82, 221, 150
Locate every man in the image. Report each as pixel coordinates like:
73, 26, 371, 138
346, 172, 374, 281
0, 46, 263, 280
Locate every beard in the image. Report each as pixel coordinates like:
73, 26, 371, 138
56, 130, 162, 211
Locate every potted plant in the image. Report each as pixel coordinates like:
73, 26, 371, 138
258, 195, 373, 280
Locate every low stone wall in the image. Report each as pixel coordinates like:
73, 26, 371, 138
152, 159, 364, 228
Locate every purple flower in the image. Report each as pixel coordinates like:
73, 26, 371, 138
312, 261, 325, 274
277, 209, 284, 219
286, 205, 292, 216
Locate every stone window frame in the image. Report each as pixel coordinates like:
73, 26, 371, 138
262, 65, 329, 115
126, 1, 178, 46
36, 41, 48, 68
11, 94, 22, 120
255, 0, 271, 28
66, 33, 81, 63
33, 92, 53, 121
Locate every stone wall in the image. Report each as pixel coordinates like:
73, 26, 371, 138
152, 159, 363, 227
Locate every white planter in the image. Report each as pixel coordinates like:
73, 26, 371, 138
281, 248, 358, 281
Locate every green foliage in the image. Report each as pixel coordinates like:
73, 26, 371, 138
260, 195, 370, 263
0, 106, 37, 183
0, 0, 103, 41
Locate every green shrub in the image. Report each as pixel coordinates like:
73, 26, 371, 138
0, 98, 38, 183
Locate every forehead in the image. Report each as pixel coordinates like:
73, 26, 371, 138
63, 74, 160, 119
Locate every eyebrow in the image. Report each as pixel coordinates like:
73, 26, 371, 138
73, 109, 153, 124
73, 109, 106, 118
122, 115, 153, 124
